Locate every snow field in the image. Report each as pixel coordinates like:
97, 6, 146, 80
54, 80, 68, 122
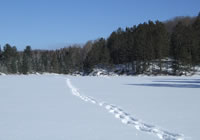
0, 75, 200, 140
66, 78, 184, 140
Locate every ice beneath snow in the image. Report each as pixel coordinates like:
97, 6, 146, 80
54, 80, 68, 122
0, 74, 200, 140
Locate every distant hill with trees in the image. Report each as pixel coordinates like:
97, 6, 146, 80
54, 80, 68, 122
0, 13, 200, 75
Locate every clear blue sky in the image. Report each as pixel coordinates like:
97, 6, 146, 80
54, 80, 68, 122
0, 0, 199, 50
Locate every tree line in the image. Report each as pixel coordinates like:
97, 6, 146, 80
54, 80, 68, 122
0, 13, 200, 75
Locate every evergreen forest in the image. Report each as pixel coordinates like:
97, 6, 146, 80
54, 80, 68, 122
0, 13, 200, 75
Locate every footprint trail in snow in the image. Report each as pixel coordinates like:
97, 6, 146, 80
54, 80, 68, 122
66, 78, 184, 140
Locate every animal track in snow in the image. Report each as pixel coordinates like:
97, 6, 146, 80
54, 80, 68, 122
66, 78, 184, 140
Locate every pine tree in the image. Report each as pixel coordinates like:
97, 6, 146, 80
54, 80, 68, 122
3, 44, 18, 73
21, 46, 32, 74
154, 21, 170, 73
192, 13, 200, 64
0, 46, 2, 61
84, 38, 110, 72
171, 22, 194, 75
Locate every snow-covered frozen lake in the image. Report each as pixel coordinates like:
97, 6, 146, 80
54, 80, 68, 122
0, 75, 199, 140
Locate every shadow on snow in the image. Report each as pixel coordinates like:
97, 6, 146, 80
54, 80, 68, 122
126, 79, 200, 88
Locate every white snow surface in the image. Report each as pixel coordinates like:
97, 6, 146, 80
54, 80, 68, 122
0, 75, 200, 140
